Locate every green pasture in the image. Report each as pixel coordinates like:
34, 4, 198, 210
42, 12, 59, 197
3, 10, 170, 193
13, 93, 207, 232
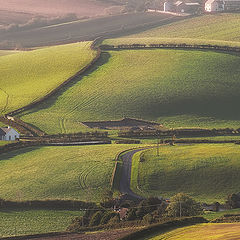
0, 141, 12, 146
128, 13, 240, 42
204, 208, 240, 221
0, 42, 96, 115
131, 144, 240, 203
0, 144, 140, 202
20, 48, 240, 134
0, 209, 82, 237
0, 50, 19, 56
146, 223, 240, 240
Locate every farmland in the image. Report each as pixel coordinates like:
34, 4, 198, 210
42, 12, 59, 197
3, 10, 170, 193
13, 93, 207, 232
131, 144, 240, 203
147, 223, 240, 240
0, 42, 96, 115
0, 50, 18, 56
128, 13, 240, 42
0, 141, 9, 146
0, 144, 140, 201
0, 0, 117, 20
0, 13, 179, 48
20, 48, 240, 134
0, 209, 82, 237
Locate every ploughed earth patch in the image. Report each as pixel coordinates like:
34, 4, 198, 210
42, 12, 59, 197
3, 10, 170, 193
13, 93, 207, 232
0, 0, 120, 18
82, 118, 163, 130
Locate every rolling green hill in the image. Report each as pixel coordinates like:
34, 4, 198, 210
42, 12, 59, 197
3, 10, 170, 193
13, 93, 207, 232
0, 42, 96, 115
127, 13, 240, 42
19, 48, 240, 133
131, 144, 240, 203
147, 223, 240, 240
0, 144, 139, 202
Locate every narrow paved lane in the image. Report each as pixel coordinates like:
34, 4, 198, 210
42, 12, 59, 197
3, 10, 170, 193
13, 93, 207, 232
119, 148, 149, 201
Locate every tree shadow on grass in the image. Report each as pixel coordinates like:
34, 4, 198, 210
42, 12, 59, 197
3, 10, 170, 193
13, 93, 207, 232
0, 146, 42, 162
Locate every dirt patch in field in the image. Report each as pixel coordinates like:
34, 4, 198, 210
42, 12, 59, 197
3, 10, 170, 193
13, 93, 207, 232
82, 118, 162, 130
0, 0, 120, 18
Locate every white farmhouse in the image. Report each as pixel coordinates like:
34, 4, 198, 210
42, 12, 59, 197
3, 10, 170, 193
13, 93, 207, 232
0, 126, 20, 141
205, 0, 224, 12
205, 0, 240, 12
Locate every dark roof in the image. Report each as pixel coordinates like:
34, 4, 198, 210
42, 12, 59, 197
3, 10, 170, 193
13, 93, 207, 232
0, 128, 5, 136
0, 127, 12, 135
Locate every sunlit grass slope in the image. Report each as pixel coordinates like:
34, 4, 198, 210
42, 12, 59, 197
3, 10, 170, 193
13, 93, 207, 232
20, 49, 240, 134
0, 42, 96, 114
147, 223, 240, 240
127, 13, 240, 42
0, 50, 19, 56
0, 144, 139, 202
133, 144, 240, 203
0, 209, 82, 237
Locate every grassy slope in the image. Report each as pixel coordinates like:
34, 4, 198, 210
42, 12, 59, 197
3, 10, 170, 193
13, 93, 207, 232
0, 141, 14, 146
147, 223, 240, 240
0, 144, 140, 202
0, 209, 82, 237
204, 208, 240, 221
127, 13, 240, 42
0, 42, 96, 115
20, 49, 240, 133
0, 50, 19, 56
133, 144, 240, 203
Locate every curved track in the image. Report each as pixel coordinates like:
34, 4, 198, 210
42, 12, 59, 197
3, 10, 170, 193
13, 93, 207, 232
119, 148, 149, 201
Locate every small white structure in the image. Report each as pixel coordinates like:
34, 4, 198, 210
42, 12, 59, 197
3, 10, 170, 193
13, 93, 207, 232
205, 0, 240, 12
164, 1, 173, 11
205, 0, 224, 12
0, 126, 20, 141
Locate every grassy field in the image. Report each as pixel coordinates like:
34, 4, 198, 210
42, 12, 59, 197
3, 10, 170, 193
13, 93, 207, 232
20, 48, 240, 134
127, 13, 240, 42
131, 144, 240, 203
0, 42, 96, 115
0, 208, 82, 237
0, 141, 12, 146
0, 144, 141, 202
204, 208, 240, 221
146, 223, 240, 240
0, 50, 19, 56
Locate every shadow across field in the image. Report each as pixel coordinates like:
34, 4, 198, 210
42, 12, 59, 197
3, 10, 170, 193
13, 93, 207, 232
0, 146, 41, 162
20, 52, 111, 117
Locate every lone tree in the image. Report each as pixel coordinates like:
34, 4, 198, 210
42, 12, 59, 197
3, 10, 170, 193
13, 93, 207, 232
166, 193, 202, 218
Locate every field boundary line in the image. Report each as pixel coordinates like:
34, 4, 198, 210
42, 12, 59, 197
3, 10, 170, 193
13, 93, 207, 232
100, 43, 240, 54
6, 39, 101, 117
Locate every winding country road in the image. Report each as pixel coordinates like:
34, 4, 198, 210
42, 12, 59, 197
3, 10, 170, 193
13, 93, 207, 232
119, 148, 150, 201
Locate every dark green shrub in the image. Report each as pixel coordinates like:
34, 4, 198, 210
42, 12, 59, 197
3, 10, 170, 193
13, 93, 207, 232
142, 213, 154, 225
89, 211, 103, 227
100, 211, 118, 225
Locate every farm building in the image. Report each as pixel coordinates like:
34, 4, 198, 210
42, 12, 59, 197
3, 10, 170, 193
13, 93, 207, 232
0, 126, 20, 141
205, 0, 240, 12
163, 1, 201, 13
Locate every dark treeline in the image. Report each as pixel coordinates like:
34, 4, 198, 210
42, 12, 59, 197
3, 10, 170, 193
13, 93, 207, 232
100, 43, 240, 53
0, 199, 97, 211
118, 128, 240, 138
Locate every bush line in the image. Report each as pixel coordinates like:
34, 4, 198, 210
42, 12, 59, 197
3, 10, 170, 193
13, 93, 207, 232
100, 43, 240, 53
